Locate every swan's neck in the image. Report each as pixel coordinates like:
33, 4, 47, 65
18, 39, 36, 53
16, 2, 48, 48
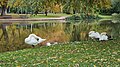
30, 34, 37, 38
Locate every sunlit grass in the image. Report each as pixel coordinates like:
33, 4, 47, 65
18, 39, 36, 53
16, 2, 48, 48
29, 13, 71, 18
7, 13, 71, 18
0, 40, 120, 67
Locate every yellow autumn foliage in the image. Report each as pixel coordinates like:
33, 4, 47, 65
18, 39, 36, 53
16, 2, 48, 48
0, 0, 8, 5
52, 4, 61, 13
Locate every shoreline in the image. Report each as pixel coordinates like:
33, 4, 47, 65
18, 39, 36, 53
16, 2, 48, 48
0, 18, 65, 22
0, 16, 69, 22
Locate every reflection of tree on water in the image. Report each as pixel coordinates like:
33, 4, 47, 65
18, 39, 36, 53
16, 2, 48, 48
17, 23, 33, 33
72, 24, 80, 41
0, 24, 9, 42
0, 20, 120, 52
99, 20, 120, 39
109, 23, 120, 39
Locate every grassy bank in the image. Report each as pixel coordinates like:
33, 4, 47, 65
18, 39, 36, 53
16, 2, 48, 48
6, 13, 71, 19
0, 40, 120, 67
5, 13, 112, 20
29, 13, 71, 18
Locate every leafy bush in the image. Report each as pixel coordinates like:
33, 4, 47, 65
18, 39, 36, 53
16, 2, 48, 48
66, 14, 99, 21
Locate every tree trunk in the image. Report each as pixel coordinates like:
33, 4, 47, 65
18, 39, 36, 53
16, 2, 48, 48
0, 24, 9, 42
1, 0, 8, 16
7, 6, 10, 13
73, 9, 76, 14
35, 11, 38, 15
1, 5, 6, 16
45, 10, 48, 16
1, 4, 7, 16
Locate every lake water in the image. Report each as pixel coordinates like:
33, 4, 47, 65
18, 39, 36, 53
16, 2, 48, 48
0, 20, 120, 52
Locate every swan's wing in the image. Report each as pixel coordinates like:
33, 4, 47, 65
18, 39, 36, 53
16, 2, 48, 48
25, 38, 28, 42
94, 32, 100, 38
99, 36, 103, 41
30, 34, 42, 39
25, 37, 38, 45
89, 33, 96, 38
89, 31, 95, 34
99, 35, 108, 41
103, 35, 108, 40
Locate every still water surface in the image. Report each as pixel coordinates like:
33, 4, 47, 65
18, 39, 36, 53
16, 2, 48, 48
0, 20, 120, 52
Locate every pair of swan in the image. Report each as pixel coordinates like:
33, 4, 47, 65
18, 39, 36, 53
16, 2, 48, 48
89, 31, 110, 41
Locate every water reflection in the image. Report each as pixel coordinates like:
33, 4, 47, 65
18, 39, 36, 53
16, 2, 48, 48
0, 23, 9, 42
0, 20, 120, 52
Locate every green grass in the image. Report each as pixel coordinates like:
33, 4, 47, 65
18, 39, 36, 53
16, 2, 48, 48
7, 13, 71, 18
29, 13, 71, 18
7, 13, 112, 20
0, 40, 120, 67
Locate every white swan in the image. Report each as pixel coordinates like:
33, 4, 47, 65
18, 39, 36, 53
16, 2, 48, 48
46, 42, 52, 46
99, 32, 108, 41
25, 34, 46, 47
46, 42, 58, 46
89, 31, 100, 39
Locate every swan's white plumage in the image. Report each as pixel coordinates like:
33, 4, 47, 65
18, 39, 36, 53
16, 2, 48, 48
25, 34, 46, 46
45, 42, 58, 46
89, 31, 109, 41
89, 31, 100, 39
46, 42, 52, 46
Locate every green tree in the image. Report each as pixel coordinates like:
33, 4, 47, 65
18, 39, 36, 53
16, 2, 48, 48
0, 0, 8, 16
41, 0, 54, 16
111, 0, 120, 13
